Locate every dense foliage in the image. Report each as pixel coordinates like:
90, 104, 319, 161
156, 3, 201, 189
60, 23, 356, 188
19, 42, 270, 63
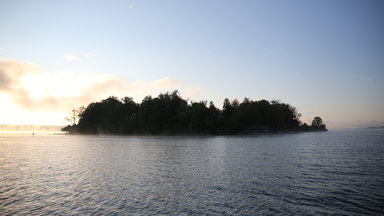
62, 90, 327, 134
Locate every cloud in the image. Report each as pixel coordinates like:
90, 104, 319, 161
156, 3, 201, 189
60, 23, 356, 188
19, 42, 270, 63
0, 58, 200, 118
0, 58, 41, 91
183, 88, 203, 99
64, 53, 78, 61
0, 58, 57, 110
84, 52, 95, 58
152, 77, 184, 87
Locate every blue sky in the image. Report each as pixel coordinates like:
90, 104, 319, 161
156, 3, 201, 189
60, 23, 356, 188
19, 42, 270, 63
0, 0, 383, 128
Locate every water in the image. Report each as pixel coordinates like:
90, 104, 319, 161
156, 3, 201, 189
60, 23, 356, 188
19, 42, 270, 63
1, 130, 384, 215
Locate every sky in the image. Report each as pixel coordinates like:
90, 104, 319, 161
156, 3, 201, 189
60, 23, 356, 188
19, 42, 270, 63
0, 0, 383, 129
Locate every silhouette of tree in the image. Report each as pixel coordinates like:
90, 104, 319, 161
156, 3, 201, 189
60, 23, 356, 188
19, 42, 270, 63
311, 116, 327, 131
63, 90, 327, 134
222, 98, 232, 114
65, 106, 84, 125
312, 116, 323, 127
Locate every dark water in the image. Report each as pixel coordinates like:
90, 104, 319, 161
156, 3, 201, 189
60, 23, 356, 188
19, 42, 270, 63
1, 130, 384, 215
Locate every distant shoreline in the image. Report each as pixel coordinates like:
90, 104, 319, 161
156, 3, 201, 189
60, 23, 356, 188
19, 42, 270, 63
0, 124, 64, 133
366, 126, 384, 129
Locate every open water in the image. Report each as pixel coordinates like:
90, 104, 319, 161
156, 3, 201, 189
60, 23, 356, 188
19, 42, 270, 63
1, 129, 384, 215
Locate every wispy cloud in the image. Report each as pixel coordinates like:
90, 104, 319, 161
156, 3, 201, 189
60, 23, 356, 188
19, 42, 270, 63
0, 58, 41, 91
128, 0, 135, 9
0, 58, 200, 116
84, 52, 95, 58
64, 53, 78, 61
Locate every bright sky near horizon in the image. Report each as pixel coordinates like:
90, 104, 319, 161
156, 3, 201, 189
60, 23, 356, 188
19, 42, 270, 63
0, 0, 383, 129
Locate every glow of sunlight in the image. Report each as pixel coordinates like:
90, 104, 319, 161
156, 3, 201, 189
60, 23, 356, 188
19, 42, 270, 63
0, 58, 201, 126
0, 94, 66, 126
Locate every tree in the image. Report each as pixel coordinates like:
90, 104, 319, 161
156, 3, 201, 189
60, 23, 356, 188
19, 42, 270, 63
223, 98, 231, 110
62, 106, 84, 133
310, 116, 327, 131
312, 116, 323, 128
122, 96, 134, 104
65, 106, 84, 125
63, 90, 327, 135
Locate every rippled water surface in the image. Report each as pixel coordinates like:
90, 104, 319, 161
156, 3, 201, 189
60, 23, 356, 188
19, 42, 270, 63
1, 130, 384, 215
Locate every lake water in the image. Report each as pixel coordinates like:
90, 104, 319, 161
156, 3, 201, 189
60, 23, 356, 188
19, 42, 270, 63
1, 130, 384, 215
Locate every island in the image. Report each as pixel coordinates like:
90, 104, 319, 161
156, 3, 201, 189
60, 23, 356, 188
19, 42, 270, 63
62, 90, 327, 135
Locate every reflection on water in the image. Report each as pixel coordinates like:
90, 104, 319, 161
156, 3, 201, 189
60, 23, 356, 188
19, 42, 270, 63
1, 130, 384, 215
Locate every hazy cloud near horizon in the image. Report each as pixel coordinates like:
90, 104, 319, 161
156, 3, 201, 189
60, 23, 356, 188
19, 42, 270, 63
0, 57, 200, 114
0, 57, 382, 128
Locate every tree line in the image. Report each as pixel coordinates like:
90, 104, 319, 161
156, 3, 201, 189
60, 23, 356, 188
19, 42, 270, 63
62, 90, 327, 134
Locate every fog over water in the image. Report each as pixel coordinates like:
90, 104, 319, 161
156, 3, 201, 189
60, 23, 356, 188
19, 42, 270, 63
1, 129, 383, 215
